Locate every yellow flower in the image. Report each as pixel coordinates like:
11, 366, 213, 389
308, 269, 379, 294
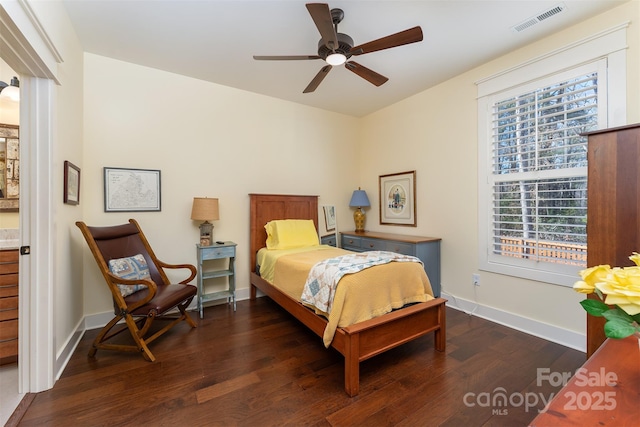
573, 280, 595, 294
596, 267, 640, 316
575, 254, 640, 340
573, 264, 611, 294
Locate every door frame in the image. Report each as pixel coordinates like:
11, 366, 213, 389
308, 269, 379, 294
1, 1, 58, 392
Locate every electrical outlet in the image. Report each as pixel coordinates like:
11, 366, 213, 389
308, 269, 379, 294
472, 274, 480, 286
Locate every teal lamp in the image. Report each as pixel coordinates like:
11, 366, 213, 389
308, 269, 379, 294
349, 188, 370, 232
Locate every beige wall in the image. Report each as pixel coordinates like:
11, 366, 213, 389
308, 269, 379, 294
361, 1, 639, 337
81, 54, 361, 315
8, 0, 639, 373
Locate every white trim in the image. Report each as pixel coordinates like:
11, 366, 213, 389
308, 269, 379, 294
19, 76, 55, 393
15, 0, 63, 64
476, 22, 628, 97
0, 1, 61, 81
1, 0, 58, 396
606, 48, 627, 127
82, 287, 254, 330
55, 319, 84, 381
442, 291, 586, 352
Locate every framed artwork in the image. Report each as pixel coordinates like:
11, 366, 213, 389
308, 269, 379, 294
63, 161, 80, 205
379, 170, 416, 226
323, 205, 336, 232
104, 167, 161, 212
0, 123, 19, 212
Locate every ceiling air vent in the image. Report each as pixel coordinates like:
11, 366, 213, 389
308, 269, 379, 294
511, 3, 566, 33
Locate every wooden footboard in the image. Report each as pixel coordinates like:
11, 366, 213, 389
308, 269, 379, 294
251, 272, 446, 397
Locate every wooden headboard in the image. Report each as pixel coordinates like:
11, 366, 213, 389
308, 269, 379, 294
249, 194, 319, 272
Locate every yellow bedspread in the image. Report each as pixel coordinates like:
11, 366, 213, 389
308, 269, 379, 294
258, 247, 434, 347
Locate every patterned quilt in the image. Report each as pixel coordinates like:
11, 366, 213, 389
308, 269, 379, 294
301, 251, 423, 314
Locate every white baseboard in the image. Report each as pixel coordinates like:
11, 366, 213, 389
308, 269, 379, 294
441, 291, 586, 353
55, 318, 85, 380
55, 287, 259, 379
60, 289, 549, 382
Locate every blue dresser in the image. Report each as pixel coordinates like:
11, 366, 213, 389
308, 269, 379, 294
340, 231, 441, 297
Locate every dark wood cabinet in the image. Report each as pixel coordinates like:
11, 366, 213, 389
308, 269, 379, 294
584, 123, 640, 357
0, 248, 19, 364
530, 335, 640, 426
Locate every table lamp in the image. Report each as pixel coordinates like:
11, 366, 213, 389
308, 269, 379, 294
349, 188, 370, 232
191, 197, 219, 246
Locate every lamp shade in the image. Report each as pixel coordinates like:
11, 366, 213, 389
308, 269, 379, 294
191, 197, 219, 221
0, 76, 20, 102
349, 190, 370, 208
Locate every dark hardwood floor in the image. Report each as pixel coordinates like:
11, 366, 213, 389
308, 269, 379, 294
13, 298, 585, 426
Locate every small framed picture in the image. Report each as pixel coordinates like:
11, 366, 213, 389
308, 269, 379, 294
104, 167, 161, 212
323, 205, 336, 232
63, 161, 80, 205
379, 170, 417, 226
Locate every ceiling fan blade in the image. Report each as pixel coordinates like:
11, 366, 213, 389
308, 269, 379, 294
350, 26, 423, 55
253, 55, 322, 61
345, 61, 388, 87
306, 3, 339, 50
303, 65, 332, 93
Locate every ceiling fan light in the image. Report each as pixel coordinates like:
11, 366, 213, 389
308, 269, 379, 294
326, 53, 346, 66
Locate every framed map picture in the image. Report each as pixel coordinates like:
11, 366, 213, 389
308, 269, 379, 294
104, 167, 161, 212
379, 170, 416, 226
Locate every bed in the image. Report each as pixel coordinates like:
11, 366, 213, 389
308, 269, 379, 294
249, 193, 446, 397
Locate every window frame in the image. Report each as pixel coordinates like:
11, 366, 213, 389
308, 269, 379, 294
477, 24, 627, 286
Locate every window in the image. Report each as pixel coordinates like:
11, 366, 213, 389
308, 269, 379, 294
477, 25, 627, 286
491, 70, 598, 265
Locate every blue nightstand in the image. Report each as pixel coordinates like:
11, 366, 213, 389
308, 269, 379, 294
195, 241, 236, 318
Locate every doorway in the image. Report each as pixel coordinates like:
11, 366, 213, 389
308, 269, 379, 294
0, 60, 22, 425
1, 3, 57, 423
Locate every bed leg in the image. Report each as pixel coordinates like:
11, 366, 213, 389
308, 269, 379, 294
344, 334, 360, 397
435, 302, 446, 352
250, 284, 257, 300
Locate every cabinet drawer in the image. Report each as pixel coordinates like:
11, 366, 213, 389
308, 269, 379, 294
341, 235, 362, 251
0, 250, 18, 263
320, 235, 336, 247
361, 238, 386, 251
385, 241, 414, 256
0, 308, 17, 322
0, 319, 18, 341
0, 338, 18, 359
0, 263, 18, 275
0, 283, 18, 297
0, 296, 18, 311
200, 246, 235, 260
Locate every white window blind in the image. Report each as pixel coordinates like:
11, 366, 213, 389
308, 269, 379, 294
490, 72, 597, 268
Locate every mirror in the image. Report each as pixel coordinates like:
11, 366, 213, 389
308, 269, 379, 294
0, 123, 19, 212
319, 205, 338, 247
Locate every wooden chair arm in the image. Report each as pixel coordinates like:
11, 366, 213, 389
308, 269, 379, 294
155, 260, 197, 284
107, 272, 158, 312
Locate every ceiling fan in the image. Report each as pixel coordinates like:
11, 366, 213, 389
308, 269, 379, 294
253, 3, 423, 93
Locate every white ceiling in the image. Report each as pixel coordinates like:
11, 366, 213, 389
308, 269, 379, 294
61, 0, 627, 117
